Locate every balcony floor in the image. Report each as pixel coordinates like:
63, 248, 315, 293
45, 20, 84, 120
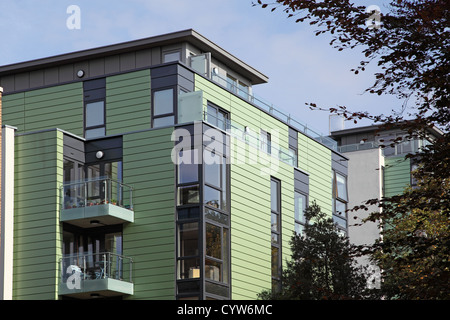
60, 203, 134, 228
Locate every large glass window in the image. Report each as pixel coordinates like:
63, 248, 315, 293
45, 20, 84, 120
205, 221, 229, 284
153, 88, 175, 128
332, 171, 348, 234
261, 130, 272, 155
206, 103, 229, 131
294, 191, 307, 235
84, 78, 106, 139
177, 221, 200, 279
177, 149, 199, 206
204, 155, 227, 211
62, 225, 123, 275
270, 178, 281, 292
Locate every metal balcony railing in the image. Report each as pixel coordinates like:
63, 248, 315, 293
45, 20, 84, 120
61, 177, 133, 211
60, 252, 133, 285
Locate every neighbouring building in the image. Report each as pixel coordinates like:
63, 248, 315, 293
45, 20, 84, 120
0, 29, 347, 300
330, 123, 444, 287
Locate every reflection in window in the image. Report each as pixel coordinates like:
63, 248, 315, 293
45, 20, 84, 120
207, 104, 229, 131
294, 191, 307, 235
153, 88, 175, 128
261, 130, 271, 155
333, 171, 348, 234
163, 51, 181, 63
154, 89, 174, 116
204, 185, 221, 209
205, 223, 229, 284
178, 149, 199, 184
178, 185, 199, 205
336, 173, 348, 201
84, 78, 106, 139
270, 177, 281, 293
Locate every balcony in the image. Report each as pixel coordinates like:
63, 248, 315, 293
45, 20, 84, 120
59, 252, 133, 299
60, 178, 134, 228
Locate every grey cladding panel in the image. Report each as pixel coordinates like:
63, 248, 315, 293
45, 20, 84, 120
332, 152, 348, 176
64, 134, 85, 163
289, 127, 298, 149
85, 136, 123, 163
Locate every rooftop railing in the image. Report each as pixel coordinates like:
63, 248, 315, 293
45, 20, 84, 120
204, 111, 298, 167
210, 72, 338, 151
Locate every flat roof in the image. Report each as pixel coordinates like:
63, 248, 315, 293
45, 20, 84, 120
0, 29, 269, 85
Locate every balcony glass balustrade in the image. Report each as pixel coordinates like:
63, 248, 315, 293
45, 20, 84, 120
210, 72, 338, 151
204, 112, 298, 167
60, 177, 134, 227
59, 252, 133, 298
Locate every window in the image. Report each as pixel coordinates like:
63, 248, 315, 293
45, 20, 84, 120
270, 178, 281, 292
177, 149, 199, 206
205, 222, 229, 283
84, 78, 106, 139
153, 88, 175, 127
294, 191, 307, 235
203, 155, 227, 211
261, 130, 271, 154
163, 51, 181, 63
332, 171, 348, 234
206, 103, 229, 131
62, 224, 123, 273
177, 220, 200, 279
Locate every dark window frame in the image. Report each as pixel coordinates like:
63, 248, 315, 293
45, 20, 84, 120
83, 78, 106, 139
332, 170, 348, 234
270, 177, 282, 293
206, 102, 230, 131
152, 86, 177, 128
294, 190, 308, 236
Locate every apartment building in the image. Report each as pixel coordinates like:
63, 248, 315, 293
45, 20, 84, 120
330, 124, 443, 287
0, 29, 347, 300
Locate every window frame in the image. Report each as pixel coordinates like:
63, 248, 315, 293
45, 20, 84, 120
332, 170, 348, 234
294, 190, 308, 236
83, 78, 106, 139
152, 86, 177, 128
206, 102, 229, 131
270, 177, 282, 292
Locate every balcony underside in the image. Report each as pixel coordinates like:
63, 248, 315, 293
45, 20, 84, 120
60, 204, 134, 228
59, 278, 134, 299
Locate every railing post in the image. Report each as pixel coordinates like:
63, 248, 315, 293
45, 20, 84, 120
83, 255, 86, 280
103, 253, 107, 279
84, 181, 87, 207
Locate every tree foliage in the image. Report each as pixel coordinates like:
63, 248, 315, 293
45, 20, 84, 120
258, 202, 378, 300
255, 0, 449, 299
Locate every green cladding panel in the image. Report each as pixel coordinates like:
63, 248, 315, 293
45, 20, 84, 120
2, 83, 83, 136
106, 69, 152, 135
384, 156, 411, 197
13, 130, 63, 300
297, 134, 333, 213
122, 128, 176, 300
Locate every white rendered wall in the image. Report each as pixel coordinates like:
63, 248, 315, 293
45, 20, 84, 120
1, 125, 15, 300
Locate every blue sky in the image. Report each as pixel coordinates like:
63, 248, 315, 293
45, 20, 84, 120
0, 0, 400, 135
